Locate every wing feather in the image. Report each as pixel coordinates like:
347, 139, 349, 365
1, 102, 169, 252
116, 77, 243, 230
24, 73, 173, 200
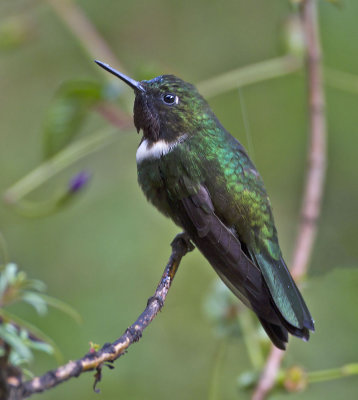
173, 181, 313, 348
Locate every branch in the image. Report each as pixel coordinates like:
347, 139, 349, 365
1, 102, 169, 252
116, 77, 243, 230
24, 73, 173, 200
252, 1, 327, 399
291, 0, 326, 281
8, 233, 194, 399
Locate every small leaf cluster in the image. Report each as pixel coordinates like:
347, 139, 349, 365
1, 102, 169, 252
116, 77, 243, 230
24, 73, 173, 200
0, 263, 80, 372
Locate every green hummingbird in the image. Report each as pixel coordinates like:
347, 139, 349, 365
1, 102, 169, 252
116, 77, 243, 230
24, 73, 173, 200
95, 60, 314, 349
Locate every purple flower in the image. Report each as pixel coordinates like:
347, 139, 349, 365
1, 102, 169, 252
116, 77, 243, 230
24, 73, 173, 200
68, 171, 91, 193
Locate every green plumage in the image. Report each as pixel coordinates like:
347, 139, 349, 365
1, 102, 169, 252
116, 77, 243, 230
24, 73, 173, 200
95, 61, 314, 349
138, 117, 303, 329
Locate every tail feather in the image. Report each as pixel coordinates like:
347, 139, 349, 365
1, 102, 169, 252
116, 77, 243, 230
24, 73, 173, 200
252, 252, 315, 335
177, 189, 314, 349
258, 317, 288, 350
259, 306, 310, 350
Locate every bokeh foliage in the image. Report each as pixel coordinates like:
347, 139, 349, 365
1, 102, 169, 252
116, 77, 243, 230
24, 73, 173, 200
0, 0, 358, 399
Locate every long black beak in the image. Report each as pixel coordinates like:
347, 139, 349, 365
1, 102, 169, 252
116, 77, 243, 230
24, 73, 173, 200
94, 60, 145, 92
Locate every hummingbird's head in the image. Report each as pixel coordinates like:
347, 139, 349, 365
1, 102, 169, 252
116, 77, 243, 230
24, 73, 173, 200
95, 60, 215, 143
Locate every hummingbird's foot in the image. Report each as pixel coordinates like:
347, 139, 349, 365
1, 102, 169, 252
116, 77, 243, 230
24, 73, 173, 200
147, 295, 164, 309
125, 326, 142, 342
171, 232, 195, 253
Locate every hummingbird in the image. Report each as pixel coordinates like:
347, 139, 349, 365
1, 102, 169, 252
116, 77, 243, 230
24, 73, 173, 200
95, 60, 314, 350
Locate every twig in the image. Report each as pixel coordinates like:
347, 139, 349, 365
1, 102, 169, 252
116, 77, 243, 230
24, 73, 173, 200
291, 0, 326, 280
324, 67, 358, 95
251, 347, 285, 400
94, 103, 133, 130
252, 1, 327, 399
306, 363, 358, 384
8, 233, 194, 398
197, 55, 302, 98
46, 0, 126, 75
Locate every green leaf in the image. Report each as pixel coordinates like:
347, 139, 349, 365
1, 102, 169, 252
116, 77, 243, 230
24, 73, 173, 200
3, 262, 18, 281
0, 309, 63, 363
21, 292, 48, 315
38, 293, 82, 324
23, 278, 47, 293
27, 339, 53, 355
0, 263, 18, 298
0, 323, 54, 366
43, 80, 104, 159
0, 324, 32, 362
0, 263, 48, 306
237, 370, 260, 389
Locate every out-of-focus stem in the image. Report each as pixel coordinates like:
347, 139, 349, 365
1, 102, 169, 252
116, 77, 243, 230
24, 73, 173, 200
324, 67, 358, 95
238, 310, 264, 370
307, 363, 358, 383
197, 55, 302, 98
3, 128, 118, 205
208, 341, 227, 400
46, 0, 126, 76
291, 0, 326, 280
252, 0, 327, 399
252, 346, 285, 400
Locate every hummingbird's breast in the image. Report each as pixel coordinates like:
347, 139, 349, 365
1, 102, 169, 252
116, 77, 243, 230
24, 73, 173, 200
136, 136, 191, 224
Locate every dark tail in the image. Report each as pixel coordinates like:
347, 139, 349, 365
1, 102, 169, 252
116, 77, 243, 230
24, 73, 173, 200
258, 317, 288, 350
258, 295, 311, 350
178, 190, 314, 350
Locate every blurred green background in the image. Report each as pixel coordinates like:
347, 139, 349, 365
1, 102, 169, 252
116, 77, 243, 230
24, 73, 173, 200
1, 0, 358, 399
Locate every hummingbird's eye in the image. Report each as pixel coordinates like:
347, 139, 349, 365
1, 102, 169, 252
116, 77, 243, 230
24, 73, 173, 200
162, 93, 179, 105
